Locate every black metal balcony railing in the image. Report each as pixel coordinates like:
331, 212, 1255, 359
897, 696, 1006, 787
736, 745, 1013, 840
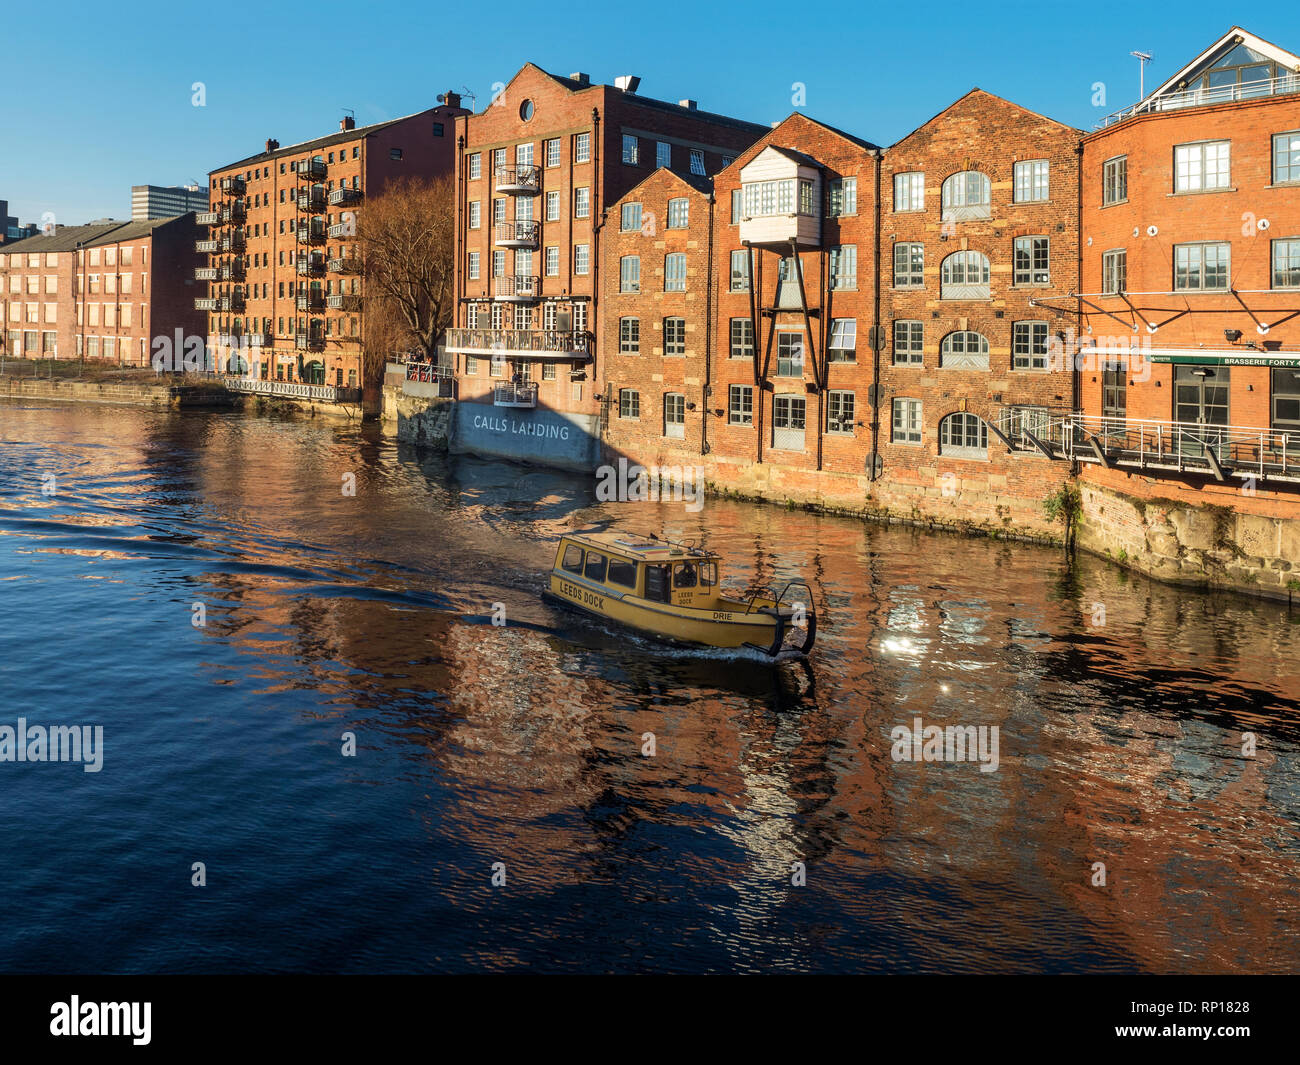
326, 293, 362, 312
494, 220, 540, 246
296, 293, 325, 312
218, 293, 246, 313
294, 158, 326, 180
295, 331, 326, 352
494, 164, 541, 193
296, 222, 326, 245
296, 253, 326, 277
327, 255, 362, 274
329, 187, 363, 206
493, 274, 541, 301
443, 327, 592, 358
195, 238, 219, 253
296, 190, 327, 212
219, 202, 247, 224
220, 259, 246, 282
195, 266, 218, 281
219, 231, 246, 253
220, 175, 246, 196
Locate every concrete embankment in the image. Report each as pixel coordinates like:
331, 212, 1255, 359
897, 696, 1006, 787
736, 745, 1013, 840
1, 376, 238, 409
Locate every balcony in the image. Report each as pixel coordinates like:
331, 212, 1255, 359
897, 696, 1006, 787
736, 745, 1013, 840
195, 238, 219, 253
219, 201, 247, 224
296, 292, 325, 312
328, 255, 362, 274
326, 221, 353, 239
1098, 71, 1300, 128
494, 220, 539, 248
194, 297, 219, 311
296, 189, 327, 212
219, 230, 246, 253
219, 176, 246, 196
195, 266, 219, 281
494, 274, 541, 302
220, 259, 246, 282
444, 327, 592, 360
295, 329, 325, 352
294, 158, 326, 180
297, 253, 326, 277
329, 186, 363, 207
219, 292, 246, 313
493, 381, 539, 408
326, 293, 362, 312
195, 210, 220, 226
494, 164, 541, 195
296, 221, 326, 245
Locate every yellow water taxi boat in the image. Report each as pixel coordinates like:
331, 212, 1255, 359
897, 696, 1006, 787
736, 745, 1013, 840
543, 531, 816, 658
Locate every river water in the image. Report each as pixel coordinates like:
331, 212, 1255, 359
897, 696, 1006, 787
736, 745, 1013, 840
1, 400, 1297, 974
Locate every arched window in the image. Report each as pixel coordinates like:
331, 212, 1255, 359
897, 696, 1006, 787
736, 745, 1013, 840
940, 251, 990, 299
939, 412, 989, 458
940, 331, 989, 370
941, 171, 991, 220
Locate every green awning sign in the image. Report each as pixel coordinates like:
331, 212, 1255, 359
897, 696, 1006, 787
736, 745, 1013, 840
1146, 353, 1300, 367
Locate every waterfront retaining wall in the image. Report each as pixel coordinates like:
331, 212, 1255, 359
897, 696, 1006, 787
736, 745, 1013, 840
0, 376, 238, 409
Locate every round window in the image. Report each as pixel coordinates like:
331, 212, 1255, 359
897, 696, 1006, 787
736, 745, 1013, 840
519, 99, 534, 121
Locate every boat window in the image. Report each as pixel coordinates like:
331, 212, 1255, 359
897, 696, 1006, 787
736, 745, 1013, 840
674, 562, 698, 588
584, 552, 608, 582
607, 557, 637, 588
645, 564, 671, 603
561, 544, 584, 573
699, 561, 717, 586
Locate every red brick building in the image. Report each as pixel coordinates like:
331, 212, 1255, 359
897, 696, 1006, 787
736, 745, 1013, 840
443, 64, 768, 464
1073, 27, 1300, 510
199, 98, 468, 392
1, 216, 204, 365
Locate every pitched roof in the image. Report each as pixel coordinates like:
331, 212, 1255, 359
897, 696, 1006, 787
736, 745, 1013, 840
211, 109, 440, 174
612, 166, 713, 204
890, 88, 1079, 147
0, 215, 193, 256
1144, 26, 1300, 102
500, 63, 770, 136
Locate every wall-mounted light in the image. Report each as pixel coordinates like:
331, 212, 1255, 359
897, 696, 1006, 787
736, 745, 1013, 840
1224, 329, 1242, 343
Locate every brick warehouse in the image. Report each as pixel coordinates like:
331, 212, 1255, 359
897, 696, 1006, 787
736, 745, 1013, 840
1, 216, 204, 365
199, 96, 468, 393
443, 63, 769, 466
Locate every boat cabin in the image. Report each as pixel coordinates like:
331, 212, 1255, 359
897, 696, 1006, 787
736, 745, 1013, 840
554, 533, 720, 608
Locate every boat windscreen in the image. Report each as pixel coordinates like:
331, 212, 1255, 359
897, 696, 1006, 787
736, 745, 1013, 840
607, 558, 637, 588
561, 544, 584, 573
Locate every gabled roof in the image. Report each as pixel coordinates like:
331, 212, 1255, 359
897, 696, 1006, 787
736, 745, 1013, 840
213, 109, 443, 174
0, 215, 193, 256
717, 112, 881, 178
890, 88, 1079, 148
1144, 26, 1300, 102
490, 63, 770, 136
614, 166, 713, 204
746, 143, 823, 170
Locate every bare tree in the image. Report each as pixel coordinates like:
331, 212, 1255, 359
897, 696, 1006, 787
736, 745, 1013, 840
355, 173, 455, 388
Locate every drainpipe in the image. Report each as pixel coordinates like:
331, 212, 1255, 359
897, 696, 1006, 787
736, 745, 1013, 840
869, 147, 883, 482
590, 107, 602, 419
701, 191, 715, 458
748, 243, 764, 465
455, 131, 466, 369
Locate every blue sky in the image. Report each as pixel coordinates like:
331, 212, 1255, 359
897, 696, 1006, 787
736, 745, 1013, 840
2, 0, 1297, 226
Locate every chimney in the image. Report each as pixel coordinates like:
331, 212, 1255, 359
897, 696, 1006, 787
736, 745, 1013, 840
340, 115, 356, 131
570, 72, 590, 86
614, 75, 641, 94
679, 99, 697, 110
265, 138, 280, 152
438, 90, 462, 110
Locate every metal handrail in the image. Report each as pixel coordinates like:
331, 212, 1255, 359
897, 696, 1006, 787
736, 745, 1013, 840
1097, 72, 1300, 128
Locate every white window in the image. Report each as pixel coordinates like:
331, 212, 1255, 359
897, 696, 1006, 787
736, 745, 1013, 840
664, 253, 687, 291
1174, 242, 1230, 290
894, 242, 924, 287
830, 245, 857, 290
1273, 132, 1300, 184
1012, 321, 1049, 370
940, 331, 989, 369
574, 132, 590, 163
828, 318, 856, 362
515, 142, 534, 167
772, 396, 806, 450
468, 251, 480, 280
574, 244, 590, 275
492, 250, 505, 277
469, 153, 481, 180
620, 255, 640, 292
621, 202, 642, 231
664, 393, 686, 438
941, 171, 991, 220
893, 320, 923, 365
689, 149, 706, 176
667, 198, 689, 228
729, 384, 753, 425
619, 318, 640, 355
663, 317, 686, 356
1013, 159, 1049, 202
1273, 239, 1300, 289
468, 201, 481, 229
493, 198, 506, 225
828, 177, 857, 217
730, 250, 750, 291
776, 332, 803, 377
1102, 249, 1127, 295
546, 190, 560, 221
940, 412, 988, 458
940, 251, 990, 299
1013, 236, 1050, 285
894, 171, 924, 211
574, 187, 590, 218
826, 391, 855, 435
893, 398, 923, 444
1103, 156, 1127, 205
1175, 141, 1230, 191
656, 141, 671, 168
622, 134, 639, 164
545, 247, 559, 276
545, 138, 560, 168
